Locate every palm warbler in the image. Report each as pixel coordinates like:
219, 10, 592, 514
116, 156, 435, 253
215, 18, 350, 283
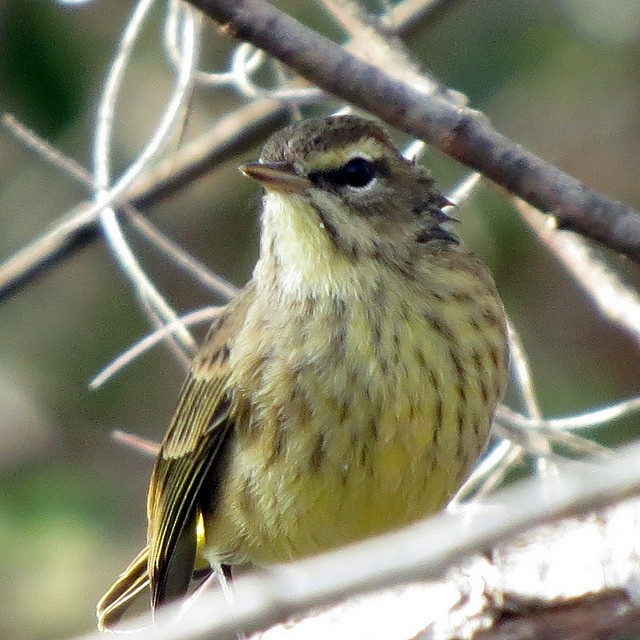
97, 115, 508, 629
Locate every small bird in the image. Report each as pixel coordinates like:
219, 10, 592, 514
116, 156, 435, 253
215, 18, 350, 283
97, 115, 508, 629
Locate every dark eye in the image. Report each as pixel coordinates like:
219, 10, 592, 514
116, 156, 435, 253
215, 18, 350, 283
339, 157, 376, 187
310, 157, 377, 189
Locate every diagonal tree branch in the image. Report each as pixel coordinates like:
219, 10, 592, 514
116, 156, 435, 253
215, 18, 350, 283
0, 101, 288, 302
192, 0, 640, 261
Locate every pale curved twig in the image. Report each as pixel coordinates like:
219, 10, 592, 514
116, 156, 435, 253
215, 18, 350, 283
92, 0, 197, 352
1, 113, 236, 307
112, 429, 160, 457
229, 43, 325, 103
496, 396, 640, 432
2, 0, 446, 302
515, 197, 640, 346
0, 100, 287, 302
90, 306, 223, 389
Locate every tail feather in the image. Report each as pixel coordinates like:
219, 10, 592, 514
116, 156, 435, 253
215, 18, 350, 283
97, 546, 150, 631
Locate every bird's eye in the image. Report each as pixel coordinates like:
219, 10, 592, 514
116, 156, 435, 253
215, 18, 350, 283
310, 157, 377, 189
339, 157, 376, 188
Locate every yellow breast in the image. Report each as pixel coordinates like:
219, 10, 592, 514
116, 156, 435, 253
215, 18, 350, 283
203, 254, 508, 566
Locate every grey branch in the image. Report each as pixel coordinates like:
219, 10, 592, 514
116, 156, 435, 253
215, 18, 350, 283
192, 0, 640, 261
0, 101, 288, 302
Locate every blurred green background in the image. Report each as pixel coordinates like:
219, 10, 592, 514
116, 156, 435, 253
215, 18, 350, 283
1, 1, 639, 638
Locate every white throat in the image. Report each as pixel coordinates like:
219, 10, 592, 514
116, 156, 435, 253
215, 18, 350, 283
253, 192, 361, 301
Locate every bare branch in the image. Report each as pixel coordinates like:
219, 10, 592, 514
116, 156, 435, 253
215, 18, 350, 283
515, 197, 640, 346
69, 441, 640, 640
382, 0, 465, 34
192, 0, 640, 261
0, 100, 287, 302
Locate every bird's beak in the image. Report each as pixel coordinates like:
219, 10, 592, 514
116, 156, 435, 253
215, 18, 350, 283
240, 162, 311, 194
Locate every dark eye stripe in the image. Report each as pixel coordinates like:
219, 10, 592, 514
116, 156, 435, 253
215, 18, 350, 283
309, 158, 389, 190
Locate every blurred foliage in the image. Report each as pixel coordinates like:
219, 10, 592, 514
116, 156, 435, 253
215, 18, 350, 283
1, 1, 639, 638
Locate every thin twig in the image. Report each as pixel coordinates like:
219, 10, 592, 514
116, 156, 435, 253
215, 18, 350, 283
496, 396, 640, 432
491, 418, 610, 460
112, 429, 160, 457
126, 209, 238, 300
137, 294, 194, 370
2, 113, 92, 187
0, 101, 286, 302
514, 196, 640, 346
92, 0, 197, 351
90, 306, 222, 389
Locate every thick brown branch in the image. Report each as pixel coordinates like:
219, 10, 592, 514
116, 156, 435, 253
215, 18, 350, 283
193, 0, 640, 261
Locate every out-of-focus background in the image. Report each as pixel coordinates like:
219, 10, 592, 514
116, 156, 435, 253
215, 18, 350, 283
1, 1, 639, 638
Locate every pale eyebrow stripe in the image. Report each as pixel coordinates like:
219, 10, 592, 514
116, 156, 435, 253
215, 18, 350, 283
309, 138, 387, 170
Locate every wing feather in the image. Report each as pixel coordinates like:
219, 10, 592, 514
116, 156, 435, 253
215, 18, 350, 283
146, 284, 255, 608
96, 546, 150, 630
